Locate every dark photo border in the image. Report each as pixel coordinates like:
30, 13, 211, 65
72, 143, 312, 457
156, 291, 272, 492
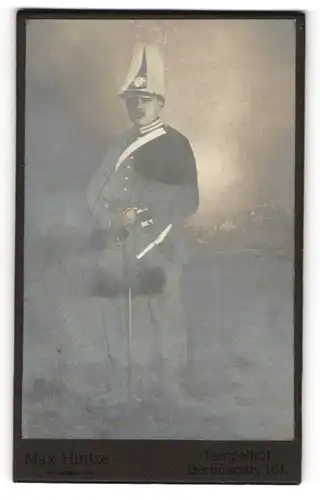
13, 9, 305, 484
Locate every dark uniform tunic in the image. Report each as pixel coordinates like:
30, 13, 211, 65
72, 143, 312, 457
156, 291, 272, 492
87, 120, 199, 405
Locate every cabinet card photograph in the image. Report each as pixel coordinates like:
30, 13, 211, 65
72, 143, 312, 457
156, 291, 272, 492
14, 10, 304, 484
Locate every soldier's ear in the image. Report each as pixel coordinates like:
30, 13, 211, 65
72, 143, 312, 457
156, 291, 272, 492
157, 96, 165, 109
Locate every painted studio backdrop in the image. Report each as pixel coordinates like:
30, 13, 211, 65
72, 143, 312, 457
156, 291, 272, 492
22, 18, 295, 439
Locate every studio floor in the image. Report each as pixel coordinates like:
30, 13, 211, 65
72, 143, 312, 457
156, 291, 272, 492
22, 246, 294, 440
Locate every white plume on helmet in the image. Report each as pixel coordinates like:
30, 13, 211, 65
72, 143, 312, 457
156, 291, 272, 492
119, 42, 165, 99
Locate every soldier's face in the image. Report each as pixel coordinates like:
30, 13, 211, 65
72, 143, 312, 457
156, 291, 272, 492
125, 95, 163, 126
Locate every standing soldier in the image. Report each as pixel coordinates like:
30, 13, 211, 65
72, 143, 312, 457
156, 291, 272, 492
87, 42, 199, 418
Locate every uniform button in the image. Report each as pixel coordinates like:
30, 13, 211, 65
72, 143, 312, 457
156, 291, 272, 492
130, 156, 134, 160
124, 188, 128, 191
124, 177, 128, 180
127, 165, 131, 169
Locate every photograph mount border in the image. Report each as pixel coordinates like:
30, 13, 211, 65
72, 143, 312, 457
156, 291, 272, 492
13, 9, 305, 484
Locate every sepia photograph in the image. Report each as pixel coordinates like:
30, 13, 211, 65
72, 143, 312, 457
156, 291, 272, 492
14, 11, 303, 469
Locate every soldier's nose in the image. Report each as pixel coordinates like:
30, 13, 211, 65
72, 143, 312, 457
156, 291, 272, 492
137, 99, 146, 110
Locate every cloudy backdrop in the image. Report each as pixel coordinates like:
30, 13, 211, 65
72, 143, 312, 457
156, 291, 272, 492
22, 18, 296, 439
